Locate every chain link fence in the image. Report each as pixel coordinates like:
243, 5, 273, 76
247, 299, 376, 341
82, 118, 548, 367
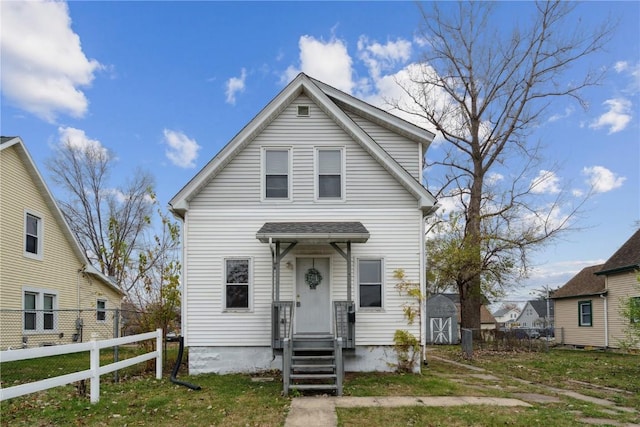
0, 309, 182, 391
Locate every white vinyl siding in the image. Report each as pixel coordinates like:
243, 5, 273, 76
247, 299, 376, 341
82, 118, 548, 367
346, 111, 422, 181
183, 94, 424, 348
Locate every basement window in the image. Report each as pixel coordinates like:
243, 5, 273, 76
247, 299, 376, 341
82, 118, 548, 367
297, 105, 310, 117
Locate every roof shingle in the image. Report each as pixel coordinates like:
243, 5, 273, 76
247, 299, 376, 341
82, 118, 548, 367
551, 264, 605, 299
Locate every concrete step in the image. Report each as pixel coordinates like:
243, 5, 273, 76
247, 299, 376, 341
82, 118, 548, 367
289, 384, 338, 391
290, 373, 337, 380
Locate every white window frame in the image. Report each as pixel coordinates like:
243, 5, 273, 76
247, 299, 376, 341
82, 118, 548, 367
22, 287, 58, 333
314, 147, 346, 201
261, 147, 292, 202
97, 299, 107, 322
24, 210, 43, 260
223, 257, 253, 312
578, 300, 592, 327
356, 258, 384, 310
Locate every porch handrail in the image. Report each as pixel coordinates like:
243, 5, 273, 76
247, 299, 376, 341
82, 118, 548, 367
333, 301, 355, 349
271, 301, 294, 350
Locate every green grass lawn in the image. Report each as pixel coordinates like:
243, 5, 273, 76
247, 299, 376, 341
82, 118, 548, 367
2, 346, 639, 426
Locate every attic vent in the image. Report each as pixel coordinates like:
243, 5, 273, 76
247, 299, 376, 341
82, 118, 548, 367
297, 105, 310, 117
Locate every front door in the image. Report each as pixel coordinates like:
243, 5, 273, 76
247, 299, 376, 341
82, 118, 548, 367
296, 257, 330, 333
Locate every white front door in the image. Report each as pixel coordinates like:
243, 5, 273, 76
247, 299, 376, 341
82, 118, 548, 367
296, 257, 331, 333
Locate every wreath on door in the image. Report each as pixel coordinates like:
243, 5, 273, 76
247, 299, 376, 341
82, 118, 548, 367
305, 259, 323, 289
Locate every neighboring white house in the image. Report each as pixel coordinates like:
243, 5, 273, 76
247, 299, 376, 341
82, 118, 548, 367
515, 299, 554, 329
493, 306, 521, 328
169, 73, 437, 390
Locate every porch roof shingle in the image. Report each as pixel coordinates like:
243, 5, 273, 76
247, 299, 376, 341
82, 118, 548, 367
256, 222, 370, 243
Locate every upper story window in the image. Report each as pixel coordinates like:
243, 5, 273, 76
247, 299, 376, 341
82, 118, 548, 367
24, 211, 43, 259
97, 299, 107, 322
578, 300, 592, 326
316, 148, 344, 200
23, 288, 57, 332
263, 148, 290, 200
358, 259, 383, 309
224, 258, 251, 310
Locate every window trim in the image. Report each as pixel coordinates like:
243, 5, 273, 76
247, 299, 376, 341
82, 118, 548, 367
357, 258, 384, 310
314, 147, 346, 202
578, 300, 592, 327
261, 147, 292, 202
22, 287, 58, 333
630, 296, 640, 324
24, 210, 44, 260
97, 299, 107, 322
223, 257, 253, 312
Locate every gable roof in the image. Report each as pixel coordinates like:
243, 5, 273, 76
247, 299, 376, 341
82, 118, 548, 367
0, 136, 124, 296
431, 293, 496, 324
169, 73, 438, 218
596, 229, 640, 275
520, 299, 554, 318
551, 264, 605, 300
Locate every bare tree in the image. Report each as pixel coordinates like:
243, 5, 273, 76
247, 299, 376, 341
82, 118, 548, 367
394, 1, 614, 331
46, 141, 155, 294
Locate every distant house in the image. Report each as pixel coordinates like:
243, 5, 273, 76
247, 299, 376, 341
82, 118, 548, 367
0, 137, 124, 350
515, 299, 555, 329
552, 229, 640, 349
169, 73, 438, 393
425, 293, 496, 344
493, 306, 521, 328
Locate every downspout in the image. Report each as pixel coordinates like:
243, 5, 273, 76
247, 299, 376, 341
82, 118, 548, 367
601, 294, 609, 348
420, 216, 427, 365
269, 237, 275, 303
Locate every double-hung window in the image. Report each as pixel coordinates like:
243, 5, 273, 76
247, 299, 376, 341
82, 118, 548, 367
23, 288, 57, 332
316, 148, 344, 199
578, 300, 592, 326
264, 148, 290, 199
24, 211, 43, 259
97, 299, 107, 322
358, 259, 383, 308
225, 258, 251, 310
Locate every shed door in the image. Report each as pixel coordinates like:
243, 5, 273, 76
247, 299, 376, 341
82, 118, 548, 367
296, 258, 330, 333
431, 317, 452, 344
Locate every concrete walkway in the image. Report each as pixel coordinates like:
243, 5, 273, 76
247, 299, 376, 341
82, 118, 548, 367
284, 395, 531, 427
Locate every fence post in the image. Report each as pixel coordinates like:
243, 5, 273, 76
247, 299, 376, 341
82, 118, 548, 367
461, 328, 473, 359
90, 339, 100, 403
156, 328, 163, 379
113, 308, 120, 382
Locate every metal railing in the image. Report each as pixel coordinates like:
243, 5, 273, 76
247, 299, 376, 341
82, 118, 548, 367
333, 301, 355, 348
271, 301, 294, 350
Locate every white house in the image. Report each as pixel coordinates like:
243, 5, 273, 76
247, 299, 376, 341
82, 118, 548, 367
493, 306, 521, 328
515, 299, 554, 329
169, 73, 437, 394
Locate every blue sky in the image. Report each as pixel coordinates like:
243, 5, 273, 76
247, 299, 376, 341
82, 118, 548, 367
1, 1, 638, 304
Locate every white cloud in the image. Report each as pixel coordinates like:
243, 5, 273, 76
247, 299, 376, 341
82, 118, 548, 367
582, 165, 626, 193
0, 0, 102, 122
357, 36, 411, 80
589, 98, 632, 134
530, 170, 561, 194
286, 35, 354, 93
225, 68, 247, 105
57, 127, 109, 159
614, 61, 629, 73
548, 106, 575, 122
163, 129, 200, 169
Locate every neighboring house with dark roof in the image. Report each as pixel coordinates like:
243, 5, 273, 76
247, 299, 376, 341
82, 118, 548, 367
0, 137, 124, 350
515, 299, 555, 329
552, 229, 640, 349
169, 73, 437, 393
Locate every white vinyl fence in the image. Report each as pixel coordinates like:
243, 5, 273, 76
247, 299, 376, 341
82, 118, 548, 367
0, 329, 162, 403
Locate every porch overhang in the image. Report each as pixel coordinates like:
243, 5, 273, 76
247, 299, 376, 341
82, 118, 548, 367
256, 222, 370, 244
